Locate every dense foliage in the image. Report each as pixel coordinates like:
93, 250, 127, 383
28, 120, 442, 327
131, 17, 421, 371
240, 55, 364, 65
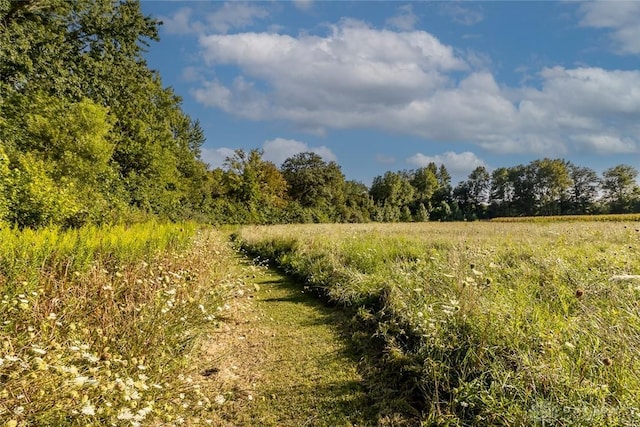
1, 0, 210, 227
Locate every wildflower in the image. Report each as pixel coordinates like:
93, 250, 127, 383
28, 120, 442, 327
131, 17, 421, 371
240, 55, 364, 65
81, 403, 95, 416
82, 352, 100, 363
117, 408, 134, 420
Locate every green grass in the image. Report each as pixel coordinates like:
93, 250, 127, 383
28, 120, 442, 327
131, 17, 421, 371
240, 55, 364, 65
206, 266, 379, 426
0, 222, 241, 425
235, 222, 640, 426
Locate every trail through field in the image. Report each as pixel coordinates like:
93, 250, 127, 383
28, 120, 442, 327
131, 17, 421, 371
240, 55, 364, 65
197, 260, 377, 426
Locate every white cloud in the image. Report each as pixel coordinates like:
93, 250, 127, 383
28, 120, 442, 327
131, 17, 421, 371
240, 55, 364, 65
386, 4, 418, 31
439, 3, 484, 26
201, 147, 236, 169
293, 0, 313, 11
262, 138, 337, 166
160, 2, 268, 36
579, 2, 640, 54
206, 2, 269, 34
191, 19, 640, 157
570, 134, 639, 155
407, 151, 487, 177
160, 8, 203, 35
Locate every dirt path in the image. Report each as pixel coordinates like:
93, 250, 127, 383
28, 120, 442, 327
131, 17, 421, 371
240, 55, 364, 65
196, 260, 377, 426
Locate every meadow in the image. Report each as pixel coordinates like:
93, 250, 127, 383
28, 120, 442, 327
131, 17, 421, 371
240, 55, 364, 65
235, 221, 640, 425
0, 222, 244, 426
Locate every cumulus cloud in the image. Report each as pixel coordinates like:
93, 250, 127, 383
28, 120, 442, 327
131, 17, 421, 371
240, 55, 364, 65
262, 138, 337, 166
578, 1, 640, 54
191, 19, 640, 157
160, 2, 268, 36
407, 151, 487, 177
386, 4, 419, 31
201, 147, 236, 169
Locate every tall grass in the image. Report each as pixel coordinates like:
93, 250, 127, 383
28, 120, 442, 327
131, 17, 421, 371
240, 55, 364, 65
491, 213, 640, 222
236, 222, 640, 425
0, 222, 238, 425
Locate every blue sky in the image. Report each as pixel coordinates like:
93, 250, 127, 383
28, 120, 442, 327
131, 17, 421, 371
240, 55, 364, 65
140, 1, 640, 185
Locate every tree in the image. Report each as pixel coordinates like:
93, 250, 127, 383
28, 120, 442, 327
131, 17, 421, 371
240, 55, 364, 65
370, 171, 414, 208
410, 167, 439, 205
343, 180, 374, 223
415, 203, 429, 222
530, 158, 571, 216
400, 205, 413, 222
568, 164, 599, 214
1, 0, 210, 223
281, 152, 346, 221
509, 164, 536, 216
602, 165, 639, 213
489, 167, 514, 217
456, 166, 490, 219
221, 149, 288, 223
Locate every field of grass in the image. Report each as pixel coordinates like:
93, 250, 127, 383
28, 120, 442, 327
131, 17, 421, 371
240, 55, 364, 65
491, 213, 640, 222
235, 222, 640, 425
0, 222, 243, 426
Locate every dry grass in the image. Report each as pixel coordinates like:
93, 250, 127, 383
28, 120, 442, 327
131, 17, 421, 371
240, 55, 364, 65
0, 223, 242, 426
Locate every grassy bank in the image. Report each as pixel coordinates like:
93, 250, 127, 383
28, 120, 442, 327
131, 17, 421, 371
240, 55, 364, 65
0, 222, 241, 425
235, 222, 640, 425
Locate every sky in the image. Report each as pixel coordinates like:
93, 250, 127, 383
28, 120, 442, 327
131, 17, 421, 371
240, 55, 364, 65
140, 1, 640, 185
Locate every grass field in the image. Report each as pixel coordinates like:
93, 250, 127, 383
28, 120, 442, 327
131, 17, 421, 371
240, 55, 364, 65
0, 222, 244, 426
235, 221, 640, 425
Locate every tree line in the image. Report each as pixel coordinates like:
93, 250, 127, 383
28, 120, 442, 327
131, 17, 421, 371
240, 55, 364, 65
206, 150, 640, 224
1, 1, 638, 228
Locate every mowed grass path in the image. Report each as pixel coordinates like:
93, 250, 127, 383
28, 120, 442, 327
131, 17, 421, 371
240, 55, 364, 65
199, 260, 377, 426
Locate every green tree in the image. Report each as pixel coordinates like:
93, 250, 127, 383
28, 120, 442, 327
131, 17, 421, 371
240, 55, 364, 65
343, 180, 373, 223
489, 167, 514, 217
415, 202, 429, 222
531, 158, 572, 215
602, 165, 639, 213
410, 167, 439, 205
223, 149, 288, 223
509, 164, 536, 216
281, 152, 345, 222
568, 164, 599, 214
1, 0, 206, 221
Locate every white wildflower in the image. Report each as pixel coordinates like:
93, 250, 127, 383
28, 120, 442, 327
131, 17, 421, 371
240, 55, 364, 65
82, 352, 99, 363
117, 408, 134, 420
81, 403, 95, 416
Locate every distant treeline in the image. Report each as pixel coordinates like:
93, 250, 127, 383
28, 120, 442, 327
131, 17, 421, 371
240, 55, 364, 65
1, 1, 638, 228
205, 150, 640, 223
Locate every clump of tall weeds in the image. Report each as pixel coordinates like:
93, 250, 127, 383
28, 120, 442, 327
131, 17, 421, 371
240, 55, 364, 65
0, 222, 239, 425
